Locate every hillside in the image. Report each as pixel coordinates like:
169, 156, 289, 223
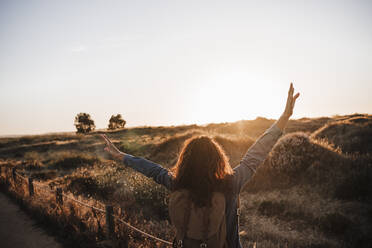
0, 114, 371, 247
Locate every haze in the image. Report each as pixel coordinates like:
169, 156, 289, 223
1, 0, 371, 135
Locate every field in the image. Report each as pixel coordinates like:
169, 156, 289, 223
0, 114, 372, 248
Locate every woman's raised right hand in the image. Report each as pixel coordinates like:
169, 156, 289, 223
283, 82, 300, 118
276, 83, 300, 131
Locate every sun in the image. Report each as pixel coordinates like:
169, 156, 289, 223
188, 70, 282, 125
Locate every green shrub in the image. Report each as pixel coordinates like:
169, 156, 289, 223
108, 114, 126, 130
74, 113, 95, 134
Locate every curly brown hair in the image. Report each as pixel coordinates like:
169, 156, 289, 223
171, 135, 234, 207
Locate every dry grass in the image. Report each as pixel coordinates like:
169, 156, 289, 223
1, 114, 371, 247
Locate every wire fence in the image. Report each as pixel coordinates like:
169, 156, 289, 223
0, 165, 173, 247
62, 193, 106, 213
114, 215, 172, 245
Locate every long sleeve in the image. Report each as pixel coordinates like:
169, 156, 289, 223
123, 154, 172, 190
233, 123, 282, 191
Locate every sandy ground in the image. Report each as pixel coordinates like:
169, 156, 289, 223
0, 192, 63, 248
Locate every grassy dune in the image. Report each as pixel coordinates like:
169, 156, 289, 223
0, 114, 371, 247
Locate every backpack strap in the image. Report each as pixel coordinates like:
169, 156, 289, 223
237, 194, 241, 217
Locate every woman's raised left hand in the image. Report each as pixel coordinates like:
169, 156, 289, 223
100, 134, 125, 161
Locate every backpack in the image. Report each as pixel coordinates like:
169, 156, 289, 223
169, 189, 229, 248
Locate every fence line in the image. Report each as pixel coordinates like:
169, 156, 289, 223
114, 215, 173, 245
14, 171, 56, 194
62, 193, 106, 213
0, 165, 173, 246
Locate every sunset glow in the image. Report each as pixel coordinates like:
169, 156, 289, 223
0, 0, 371, 135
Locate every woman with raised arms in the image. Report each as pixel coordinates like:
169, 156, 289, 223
101, 83, 300, 248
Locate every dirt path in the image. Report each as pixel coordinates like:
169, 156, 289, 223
0, 192, 64, 248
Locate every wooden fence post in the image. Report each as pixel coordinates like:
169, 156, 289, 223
12, 167, 16, 183
56, 188, 63, 205
28, 177, 34, 196
5, 167, 9, 186
105, 205, 114, 239
0, 166, 3, 182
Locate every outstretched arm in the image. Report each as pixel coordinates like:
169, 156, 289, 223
100, 134, 172, 189
233, 83, 300, 191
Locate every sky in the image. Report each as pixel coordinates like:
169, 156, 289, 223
0, 0, 371, 136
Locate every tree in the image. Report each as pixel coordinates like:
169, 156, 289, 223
108, 114, 126, 130
74, 113, 95, 133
